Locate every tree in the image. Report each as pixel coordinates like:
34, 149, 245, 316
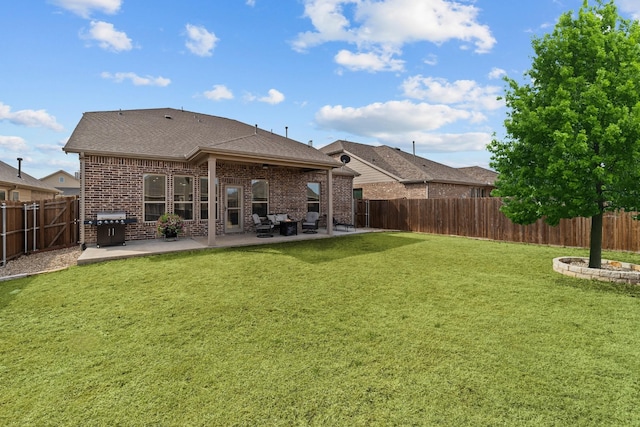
488, 0, 640, 269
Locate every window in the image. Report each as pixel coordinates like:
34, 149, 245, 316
251, 179, 269, 216
59, 176, 65, 183
353, 188, 363, 200
0, 190, 5, 201
200, 177, 218, 220
470, 188, 486, 198
143, 174, 166, 222
200, 177, 208, 220
11, 191, 19, 201
174, 176, 193, 220
307, 182, 320, 213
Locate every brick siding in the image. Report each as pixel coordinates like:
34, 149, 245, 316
358, 181, 490, 200
81, 155, 353, 244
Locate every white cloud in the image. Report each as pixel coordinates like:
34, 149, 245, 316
246, 0, 256, 5
488, 67, 506, 80
50, 0, 122, 18
0, 136, 29, 152
82, 20, 132, 52
335, 48, 404, 72
101, 72, 171, 86
185, 24, 218, 57
424, 54, 438, 66
356, 0, 495, 52
618, 0, 640, 20
401, 75, 503, 110
293, 0, 496, 72
48, 137, 70, 153
203, 85, 234, 101
259, 89, 285, 105
387, 132, 492, 153
315, 100, 493, 152
36, 140, 66, 153
317, 100, 477, 133
0, 102, 64, 131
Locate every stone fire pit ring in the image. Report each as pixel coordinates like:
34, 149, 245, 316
553, 257, 640, 284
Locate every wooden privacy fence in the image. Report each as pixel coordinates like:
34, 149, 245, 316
357, 198, 640, 253
1, 197, 79, 266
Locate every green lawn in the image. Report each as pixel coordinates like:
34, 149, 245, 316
1, 232, 640, 426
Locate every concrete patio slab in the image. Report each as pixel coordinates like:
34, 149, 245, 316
78, 227, 373, 265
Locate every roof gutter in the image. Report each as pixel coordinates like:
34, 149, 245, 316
187, 147, 342, 170
65, 147, 342, 171
400, 178, 486, 186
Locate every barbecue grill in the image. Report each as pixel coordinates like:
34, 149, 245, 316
84, 211, 137, 247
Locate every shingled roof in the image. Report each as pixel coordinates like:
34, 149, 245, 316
0, 160, 60, 193
458, 166, 497, 186
321, 140, 487, 185
64, 108, 341, 169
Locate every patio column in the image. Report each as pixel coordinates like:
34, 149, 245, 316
327, 168, 333, 236
208, 155, 217, 246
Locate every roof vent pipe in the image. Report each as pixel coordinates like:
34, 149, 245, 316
255, 124, 258, 135
413, 141, 416, 157
285, 126, 288, 138
17, 157, 23, 178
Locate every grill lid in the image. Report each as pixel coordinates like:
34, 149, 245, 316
97, 211, 126, 220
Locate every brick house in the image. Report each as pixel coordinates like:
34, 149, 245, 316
320, 140, 496, 199
63, 108, 354, 246
0, 159, 61, 201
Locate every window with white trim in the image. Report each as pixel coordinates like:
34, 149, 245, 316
174, 176, 193, 220
200, 177, 218, 220
143, 174, 166, 222
307, 182, 320, 213
251, 179, 269, 217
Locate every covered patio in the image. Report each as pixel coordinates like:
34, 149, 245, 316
77, 227, 374, 265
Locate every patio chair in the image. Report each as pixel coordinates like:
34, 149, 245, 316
252, 213, 274, 238
301, 211, 320, 233
333, 217, 356, 231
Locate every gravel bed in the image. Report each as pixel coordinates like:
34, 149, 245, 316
0, 246, 82, 279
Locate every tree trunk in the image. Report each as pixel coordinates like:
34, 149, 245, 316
589, 212, 603, 269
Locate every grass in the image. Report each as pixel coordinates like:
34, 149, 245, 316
1, 232, 640, 426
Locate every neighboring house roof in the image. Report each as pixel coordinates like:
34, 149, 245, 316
321, 140, 486, 186
64, 108, 341, 170
0, 160, 61, 194
40, 169, 79, 183
457, 166, 497, 186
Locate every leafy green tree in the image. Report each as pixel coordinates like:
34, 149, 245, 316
489, 0, 640, 268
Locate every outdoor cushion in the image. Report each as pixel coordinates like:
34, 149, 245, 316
275, 214, 288, 223
267, 214, 277, 223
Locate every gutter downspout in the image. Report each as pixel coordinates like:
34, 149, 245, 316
327, 168, 333, 236
79, 152, 86, 245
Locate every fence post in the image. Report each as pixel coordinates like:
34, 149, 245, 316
23, 203, 28, 253
366, 200, 370, 228
33, 202, 39, 251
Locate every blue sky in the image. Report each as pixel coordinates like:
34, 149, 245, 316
2, 0, 640, 178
